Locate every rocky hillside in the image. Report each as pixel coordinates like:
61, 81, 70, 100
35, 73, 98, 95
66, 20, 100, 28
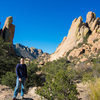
49, 11, 100, 61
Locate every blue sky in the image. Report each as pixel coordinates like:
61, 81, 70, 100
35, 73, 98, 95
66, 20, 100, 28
0, 0, 100, 54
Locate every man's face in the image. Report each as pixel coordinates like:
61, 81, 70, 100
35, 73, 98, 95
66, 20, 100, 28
20, 58, 24, 64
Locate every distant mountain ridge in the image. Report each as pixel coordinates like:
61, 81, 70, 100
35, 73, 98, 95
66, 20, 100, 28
13, 43, 44, 60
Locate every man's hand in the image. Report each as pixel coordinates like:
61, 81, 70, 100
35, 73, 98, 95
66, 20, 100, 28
19, 78, 21, 82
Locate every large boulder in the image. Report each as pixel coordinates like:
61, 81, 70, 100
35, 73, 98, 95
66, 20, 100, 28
86, 11, 100, 31
86, 12, 96, 27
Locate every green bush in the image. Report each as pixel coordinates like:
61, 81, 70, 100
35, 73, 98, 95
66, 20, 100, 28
37, 69, 78, 100
24, 62, 44, 91
1, 72, 16, 88
82, 72, 94, 82
37, 58, 78, 100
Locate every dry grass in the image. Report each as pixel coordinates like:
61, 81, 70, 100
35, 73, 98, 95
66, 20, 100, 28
89, 78, 100, 100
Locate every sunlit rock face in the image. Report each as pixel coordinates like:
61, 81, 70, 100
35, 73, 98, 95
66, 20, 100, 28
49, 11, 100, 61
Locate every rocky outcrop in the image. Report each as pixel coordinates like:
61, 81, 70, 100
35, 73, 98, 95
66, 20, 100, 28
49, 11, 100, 61
67, 12, 100, 61
67, 44, 91, 60
2, 16, 15, 44
36, 53, 50, 66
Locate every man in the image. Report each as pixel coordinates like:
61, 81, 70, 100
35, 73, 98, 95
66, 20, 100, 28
13, 57, 27, 100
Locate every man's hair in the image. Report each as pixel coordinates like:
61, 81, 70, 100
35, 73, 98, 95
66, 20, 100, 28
20, 56, 24, 59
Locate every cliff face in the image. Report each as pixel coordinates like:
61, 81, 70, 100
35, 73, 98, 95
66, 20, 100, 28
49, 11, 100, 61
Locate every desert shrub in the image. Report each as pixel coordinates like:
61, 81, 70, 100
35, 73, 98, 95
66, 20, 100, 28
37, 69, 78, 100
24, 62, 44, 91
42, 58, 70, 75
37, 58, 78, 100
1, 72, 16, 88
25, 63, 38, 88
76, 57, 100, 82
82, 72, 94, 82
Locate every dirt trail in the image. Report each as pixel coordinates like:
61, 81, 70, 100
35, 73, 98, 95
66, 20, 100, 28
0, 83, 91, 100
0, 85, 41, 100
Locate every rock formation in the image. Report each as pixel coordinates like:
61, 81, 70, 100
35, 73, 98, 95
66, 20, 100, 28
67, 12, 100, 61
2, 16, 15, 44
49, 11, 100, 61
